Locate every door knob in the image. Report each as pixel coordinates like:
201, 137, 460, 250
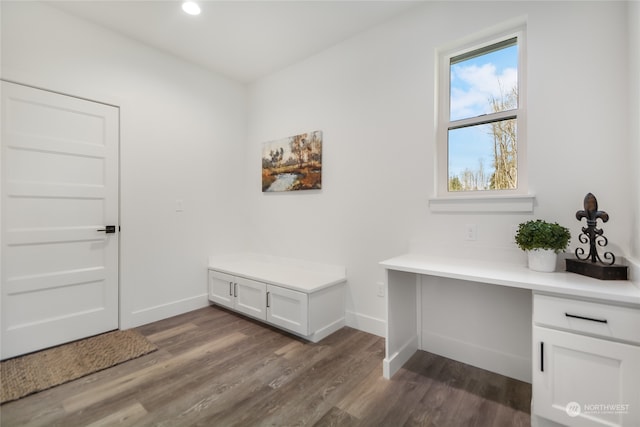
97, 225, 116, 233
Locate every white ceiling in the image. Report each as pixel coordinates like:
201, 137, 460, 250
50, 1, 422, 83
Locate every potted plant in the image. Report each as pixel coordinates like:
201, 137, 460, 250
515, 219, 571, 272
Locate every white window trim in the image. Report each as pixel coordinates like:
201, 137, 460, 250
433, 23, 530, 211
428, 193, 535, 213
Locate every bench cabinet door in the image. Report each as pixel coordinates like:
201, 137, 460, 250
234, 277, 267, 321
267, 285, 308, 336
208, 270, 234, 309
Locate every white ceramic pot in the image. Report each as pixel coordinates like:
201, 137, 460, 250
527, 249, 557, 272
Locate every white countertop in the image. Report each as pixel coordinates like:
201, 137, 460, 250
381, 253, 640, 307
208, 253, 347, 293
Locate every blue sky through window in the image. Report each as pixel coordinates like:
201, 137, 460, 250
448, 44, 518, 181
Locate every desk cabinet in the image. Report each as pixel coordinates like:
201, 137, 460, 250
532, 294, 640, 427
380, 254, 640, 427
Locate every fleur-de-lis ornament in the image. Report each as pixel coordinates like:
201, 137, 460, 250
575, 193, 615, 265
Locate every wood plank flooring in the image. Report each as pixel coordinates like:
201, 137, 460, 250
0, 306, 531, 426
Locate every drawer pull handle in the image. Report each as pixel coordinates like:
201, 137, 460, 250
565, 313, 608, 324
540, 342, 544, 372
266, 291, 270, 308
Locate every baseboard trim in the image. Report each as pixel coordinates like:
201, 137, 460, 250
123, 294, 210, 329
421, 331, 531, 383
307, 317, 345, 343
345, 310, 385, 338
383, 334, 419, 379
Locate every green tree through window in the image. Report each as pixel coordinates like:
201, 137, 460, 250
443, 35, 523, 193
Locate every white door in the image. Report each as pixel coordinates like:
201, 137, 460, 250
1, 81, 119, 359
208, 270, 234, 309
533, 326, 640, 427
234, 277, 266, 320
267, 285, 308, 335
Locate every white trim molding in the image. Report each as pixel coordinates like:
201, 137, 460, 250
429, 194, 535, 213
345, 310, 385, 338
123, 294, 210, 329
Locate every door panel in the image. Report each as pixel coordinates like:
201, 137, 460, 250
1, 81, 119, 359
267, 285, 308, 335
234, 277, 266, 320
208, 270, 234, 309
533, 326, 640, 426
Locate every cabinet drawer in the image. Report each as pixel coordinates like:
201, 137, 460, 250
533, 294, 640, 344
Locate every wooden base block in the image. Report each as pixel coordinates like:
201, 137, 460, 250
565, 258, 628, 280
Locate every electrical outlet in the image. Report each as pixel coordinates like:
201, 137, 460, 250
465, 224, 477, 241
376, 282, 385, 297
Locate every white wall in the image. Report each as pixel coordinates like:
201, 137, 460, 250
247, 1, 635, 336
2, 0, 636, 344
629, 1, 640, 268
1, 1, 248, 328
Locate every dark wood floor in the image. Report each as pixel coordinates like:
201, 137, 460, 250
0, 306, 531, 426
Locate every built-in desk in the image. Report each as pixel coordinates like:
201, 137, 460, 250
381, 254, 640, 426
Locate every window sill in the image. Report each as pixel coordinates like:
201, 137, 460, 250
428, 194, 535, 213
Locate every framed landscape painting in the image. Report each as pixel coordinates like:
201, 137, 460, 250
262, 130, 322, 192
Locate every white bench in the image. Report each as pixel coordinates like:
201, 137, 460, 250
208, 253, 347, 342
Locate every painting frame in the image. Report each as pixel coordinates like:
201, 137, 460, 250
261, 130, 322, 192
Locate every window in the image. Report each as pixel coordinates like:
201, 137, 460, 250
437, 28, 526, 197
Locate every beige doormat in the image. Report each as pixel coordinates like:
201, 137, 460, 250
0, 329, 157, 404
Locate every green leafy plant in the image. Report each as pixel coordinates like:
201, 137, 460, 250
515, 220, 571, 253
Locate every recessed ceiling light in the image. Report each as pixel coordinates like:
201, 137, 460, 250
182, 1, 201, 16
